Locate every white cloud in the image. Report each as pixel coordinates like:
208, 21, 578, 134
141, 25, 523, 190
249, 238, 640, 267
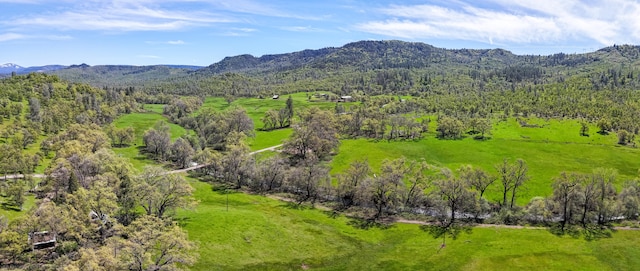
219, 27, 258, 37
0, 32, 26, 42
232, 27, 257, 33
356, 0, 640, 46
0, 32, 72, 42
6, 1, 234, 32
167, 40, 185, 45
209, 0, 324, 20
281, 26, 322, 32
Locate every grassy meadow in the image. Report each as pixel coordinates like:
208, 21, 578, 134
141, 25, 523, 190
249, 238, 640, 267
196, 94, 640, 204
177, 178, 640, 270
332, 117, 640, 204
111, 106, 188, 170
0, 194, 35, 221
199, 92, 336, 150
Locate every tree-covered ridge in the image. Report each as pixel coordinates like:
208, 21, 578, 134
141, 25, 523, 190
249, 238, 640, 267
50, 64, 198, 88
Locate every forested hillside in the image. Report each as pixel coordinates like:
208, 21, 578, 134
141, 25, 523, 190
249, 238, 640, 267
51, 64, 199, 88
53, 41, 640, 134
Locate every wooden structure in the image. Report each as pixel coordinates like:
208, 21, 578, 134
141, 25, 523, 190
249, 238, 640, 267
28, 231, 57, 250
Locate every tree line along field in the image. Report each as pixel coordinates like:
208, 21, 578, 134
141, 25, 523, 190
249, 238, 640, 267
196, 93, 640, 203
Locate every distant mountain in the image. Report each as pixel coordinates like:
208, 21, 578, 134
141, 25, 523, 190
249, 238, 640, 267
22, 40, 640, 97
21, 65, 68, 73
0, 63, 24, 74
0, 63, 68, 75
163, 65, 203, 70
50, 64, 201, 87
198, 47, 337, 75
0, 63, 203, 81
193, 40, 527, 77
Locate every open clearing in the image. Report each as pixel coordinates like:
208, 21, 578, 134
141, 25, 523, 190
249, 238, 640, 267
112, 109, 187, 170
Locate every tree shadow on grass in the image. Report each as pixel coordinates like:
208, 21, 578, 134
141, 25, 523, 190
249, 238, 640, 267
134, 146, 148, 160
173, 216, 192, 227
347, 216, 395, 230
1, 202, 21, 212
548, 223, 614, 240
322, 210, 340, 219
279, 201, 309, 210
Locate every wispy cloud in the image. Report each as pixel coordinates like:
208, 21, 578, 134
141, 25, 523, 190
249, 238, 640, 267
281, 26, 323, 32
209, 0, 324, 20
356, 0, 640, 46
146, 40, 187, 45
0, 32, 71, 42
0, 32, 26, 42
6, 1, 234, 32
220, 27, 258, 37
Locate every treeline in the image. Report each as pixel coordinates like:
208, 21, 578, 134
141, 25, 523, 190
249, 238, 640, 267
198, 141, 640, 240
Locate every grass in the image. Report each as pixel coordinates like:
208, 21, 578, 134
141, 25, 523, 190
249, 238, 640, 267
198, 95, 640, 204
331, 117, 640, 204
177, 178, 640, 270
111, 110, 187, 170
200, 93, 337, 151
143, 104, 165, 114
0, 194, 35, 221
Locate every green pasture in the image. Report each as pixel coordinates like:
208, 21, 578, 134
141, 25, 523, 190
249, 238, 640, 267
197, 96, 640, 204
200, 93, 338, 150
177, 178, 640, 270
0, 193, 35, 221
331, 117, 640, 204
111, 110, 187, 170
143, 103, 165, 114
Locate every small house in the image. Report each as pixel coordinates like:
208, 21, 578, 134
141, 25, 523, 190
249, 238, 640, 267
272, 95, 280, 99
28, 231, 56, 250
338, 95, 353, 102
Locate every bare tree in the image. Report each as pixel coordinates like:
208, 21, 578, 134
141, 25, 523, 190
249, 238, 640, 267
459, 165, 495, 199
285, 155, 330, 205
336, 159, 371, 210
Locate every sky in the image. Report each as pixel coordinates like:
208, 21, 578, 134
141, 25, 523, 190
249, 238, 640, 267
2, 0, 640, 67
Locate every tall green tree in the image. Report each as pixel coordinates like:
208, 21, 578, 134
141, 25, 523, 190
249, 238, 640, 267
284, 107, 339, 161
134, 166, 195, 218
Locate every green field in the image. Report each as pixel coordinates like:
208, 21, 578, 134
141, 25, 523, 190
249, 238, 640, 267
0, 194, 35, 221
198, 95, 640, 204
200, 93, 337, 150
332, 118, 640, 204
177, 178, 640, 270
112, 110, 187, 170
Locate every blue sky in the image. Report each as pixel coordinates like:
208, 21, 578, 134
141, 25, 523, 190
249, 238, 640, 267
2, 0, 639, 66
